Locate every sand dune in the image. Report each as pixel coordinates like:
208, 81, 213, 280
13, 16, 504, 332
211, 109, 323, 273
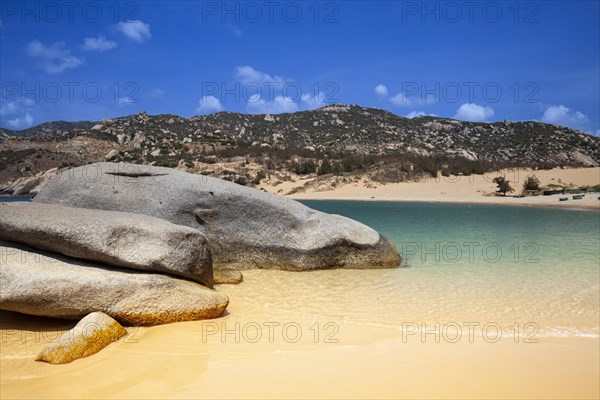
279, 167, 600, 210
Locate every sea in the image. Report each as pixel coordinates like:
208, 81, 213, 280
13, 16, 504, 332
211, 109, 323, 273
249, 200, 600, 338
2, 197, 598, 338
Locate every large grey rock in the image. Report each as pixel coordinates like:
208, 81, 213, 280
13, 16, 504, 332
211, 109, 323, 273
0, 202, 213, 287
34, 163, 400, 270
35, 312, 127, 364
0, 241, 229, 325
34, 162, 401, 270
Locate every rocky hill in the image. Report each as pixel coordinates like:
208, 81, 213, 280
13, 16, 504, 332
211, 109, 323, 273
1, 104, 598, 193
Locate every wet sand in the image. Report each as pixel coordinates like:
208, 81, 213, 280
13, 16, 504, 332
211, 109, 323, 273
2, 269, 599, 399
1, 322, 598, 399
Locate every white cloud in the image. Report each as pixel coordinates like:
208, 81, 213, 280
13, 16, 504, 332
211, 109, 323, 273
247, 94, 299, 114
1, 99, 31, 117
1, 98, 35, 130
6, 112, 34, 130
233, 66, 330, 112
235, 66, 287, 85
374, 84, 388, 97
25, 40, 83, 74
453, 103, 494, 122
389, 92, 412, 106
115, 20, 151, 42
196, 95, 224, 114
301, 92, 326, 109
115, 96, 138, 107
541, 105, 592, 133
389, 92, 436, 107
405, 111, 436, 119
421, 95, 436, 105
82, 35, 117, 51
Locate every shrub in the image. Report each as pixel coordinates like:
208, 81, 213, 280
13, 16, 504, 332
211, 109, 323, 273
253, 170, 267, 185
317, 158, 332, 175
523, 176, 541, 191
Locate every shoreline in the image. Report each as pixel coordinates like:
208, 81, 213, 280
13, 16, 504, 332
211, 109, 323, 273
276, 167, 600, 211
2, 266, 599, 400
291, 193, 600, 211
2, 193, 598, 210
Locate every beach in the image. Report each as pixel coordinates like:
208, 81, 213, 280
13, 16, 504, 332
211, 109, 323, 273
2, 0, 598, 398
1, 268, 598, 399
272, 167, 600, 210
1, 320, 598, 400
2, 200, 599, 399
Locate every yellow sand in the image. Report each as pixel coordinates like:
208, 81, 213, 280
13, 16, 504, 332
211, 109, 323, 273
2, 167, 599, 397
1, 269, 598, 399
276, 167, 600, 210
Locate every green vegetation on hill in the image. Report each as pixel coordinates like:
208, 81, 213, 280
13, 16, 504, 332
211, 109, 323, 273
1, 105, 598, 185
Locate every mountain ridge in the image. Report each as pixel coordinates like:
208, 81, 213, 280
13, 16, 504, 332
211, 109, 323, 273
1, 104, 598, 189
1, 103, 596, 138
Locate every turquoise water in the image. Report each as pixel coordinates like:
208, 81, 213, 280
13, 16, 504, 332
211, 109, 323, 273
297, 201, 600, 336
301, 201, 599, 271
0, 196, 33, 202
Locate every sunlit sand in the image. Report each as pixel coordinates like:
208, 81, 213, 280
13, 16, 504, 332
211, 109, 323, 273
279, 167, 600, 210
2, 269, 598, 399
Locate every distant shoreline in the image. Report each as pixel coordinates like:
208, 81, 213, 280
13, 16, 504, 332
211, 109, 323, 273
294, 195, 600, 211
277, 167, 600, 211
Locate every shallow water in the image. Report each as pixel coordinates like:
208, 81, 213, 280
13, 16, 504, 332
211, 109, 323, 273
0, 196, 33, 202
1, 201, 599, 399
289, 201, 600, 337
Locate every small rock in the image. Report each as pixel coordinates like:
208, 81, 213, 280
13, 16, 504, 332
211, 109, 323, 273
214, 270, 243, 284
12, 178, 39, 196
105, 149, 120, 161
314, 184, 332, 192
35, 312, 127, 364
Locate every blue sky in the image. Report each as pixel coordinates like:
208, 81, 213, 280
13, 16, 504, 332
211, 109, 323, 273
1, 1, 598, 135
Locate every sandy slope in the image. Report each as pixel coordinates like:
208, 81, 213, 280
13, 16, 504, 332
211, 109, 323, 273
277, 167, 600, 210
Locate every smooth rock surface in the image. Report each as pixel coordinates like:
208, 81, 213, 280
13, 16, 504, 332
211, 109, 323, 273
0, 241, 229, 325
0, 202, 213, 287
0, 167, 59, 196
35, 312, 127, 364
34, 162, 401, 270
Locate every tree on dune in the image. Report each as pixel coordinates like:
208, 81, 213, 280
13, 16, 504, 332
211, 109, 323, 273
493, 176, 514, 196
